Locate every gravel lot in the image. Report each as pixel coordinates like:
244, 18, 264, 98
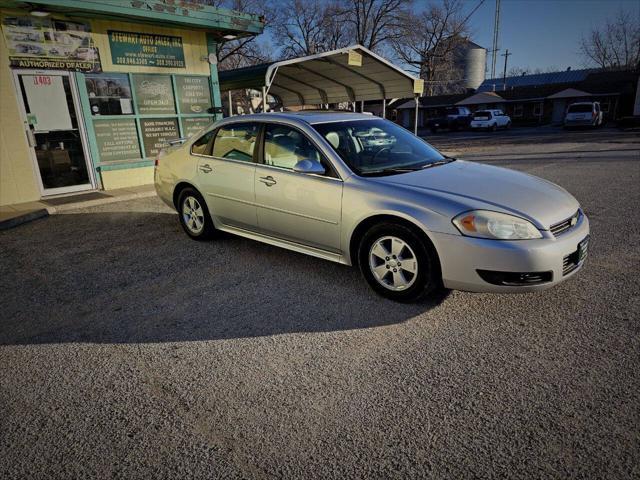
1, 128, 639, 479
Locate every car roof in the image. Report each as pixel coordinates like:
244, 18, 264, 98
218, 111, 378, 126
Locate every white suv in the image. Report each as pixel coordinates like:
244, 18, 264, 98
470, 110, 511, 131
564, 102, 603, 128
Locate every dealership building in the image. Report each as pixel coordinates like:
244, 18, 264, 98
0, 0, 263, 207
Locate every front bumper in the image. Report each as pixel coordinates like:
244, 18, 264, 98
431, 213, 590, 293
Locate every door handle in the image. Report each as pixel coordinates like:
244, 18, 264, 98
259, 175, 277, 187
199, 164, 212, 173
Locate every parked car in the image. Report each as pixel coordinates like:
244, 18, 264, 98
470, 110, 511, 131
427, 107, 472, 133
564, 102, 603, 128
155, 112, 589, 302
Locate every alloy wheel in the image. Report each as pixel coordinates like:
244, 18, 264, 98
368, 236, 418, 291
182, 196, 205, 235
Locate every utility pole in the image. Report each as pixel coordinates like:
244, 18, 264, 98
501, 49, 511, 90
490, 0, 501, 79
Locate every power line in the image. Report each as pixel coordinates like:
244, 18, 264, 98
461, 0, 486, 27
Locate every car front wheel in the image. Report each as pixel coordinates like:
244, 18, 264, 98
491, 123, 497, 132
178, 188, 215, 240
358, 223, 441, 302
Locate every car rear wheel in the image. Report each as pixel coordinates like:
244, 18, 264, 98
178, 188, 215, 240
358, 223, 441, 302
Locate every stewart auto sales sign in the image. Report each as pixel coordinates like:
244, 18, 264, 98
1, 16, 101, 72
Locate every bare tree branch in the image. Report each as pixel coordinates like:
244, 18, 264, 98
390, 0, 470, 95
340, 0, 410, 52
580, 9, 640, 70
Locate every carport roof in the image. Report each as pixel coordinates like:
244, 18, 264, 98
218, 45, 423, 106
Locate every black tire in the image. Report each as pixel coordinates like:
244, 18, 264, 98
506, 121, 511, 129
491, 123, 497, 132
358, 222, 442, 302
450, 122, 459, 131
177, 187, 215, 240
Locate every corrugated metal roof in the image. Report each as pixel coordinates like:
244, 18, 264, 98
218, 45, 421, 106
477, 68, 595, 92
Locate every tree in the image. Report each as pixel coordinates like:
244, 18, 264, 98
273, 0, 351, 58
580, 9, 640, 70
212, 0, 275, 71
390, 0, 470, 95
340, 0, 410, 52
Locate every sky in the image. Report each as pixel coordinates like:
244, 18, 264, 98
459, 0, 640, 76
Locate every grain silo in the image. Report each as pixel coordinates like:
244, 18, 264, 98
461, 41, 487, 90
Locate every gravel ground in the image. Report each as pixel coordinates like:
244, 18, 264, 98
1, 129, 639, 479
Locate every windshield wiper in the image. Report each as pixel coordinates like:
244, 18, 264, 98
421, 157, 456, 169
363, 166, 422, 176
361, 157, 455, 176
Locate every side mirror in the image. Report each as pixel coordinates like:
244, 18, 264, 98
293, 159, 325, 175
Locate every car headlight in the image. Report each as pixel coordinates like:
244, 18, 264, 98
452, 210, 542, 240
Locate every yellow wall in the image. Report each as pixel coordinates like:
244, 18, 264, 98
0, 12, 210, 206
101, 166, 154, 190
91, 20, 209, 75
0, 31, 40, 207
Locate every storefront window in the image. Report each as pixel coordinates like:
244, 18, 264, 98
132, 74, 176, 115
85, 73, 133, 116
175, 76, 211, 114
81, 73, 215, 165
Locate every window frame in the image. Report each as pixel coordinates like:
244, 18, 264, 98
190, 128, 216, 157
533, 102, 543, 117
512, 104, 524, 118
210, 121, 261, 164
258, 122, 340, 179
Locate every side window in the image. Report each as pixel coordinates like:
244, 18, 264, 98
264, 124, 330, 174
191, 130, 215, 156
211, 123, 259, 162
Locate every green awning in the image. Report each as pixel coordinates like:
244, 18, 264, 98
3, 0, 264, 35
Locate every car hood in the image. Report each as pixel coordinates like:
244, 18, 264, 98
375, 160, 579, 229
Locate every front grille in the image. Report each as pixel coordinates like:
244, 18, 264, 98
550, 210, 580, 237
563, 236, 590, 276
563, 255, 579, 276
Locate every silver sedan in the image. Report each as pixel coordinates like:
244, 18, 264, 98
155, 112, 589, 302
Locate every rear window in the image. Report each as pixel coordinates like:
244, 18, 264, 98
568, 104, 593, 113
445, 108, 458, 115
211, 123, 259, 162
474, 111, 492, 119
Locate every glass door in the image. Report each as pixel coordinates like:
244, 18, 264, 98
14, 70, 95, 196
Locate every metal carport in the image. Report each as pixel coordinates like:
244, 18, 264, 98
218, 45, 424, 133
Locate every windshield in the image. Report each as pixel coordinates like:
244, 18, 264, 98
568, 104, 593, 113
312, 119, 447, 176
